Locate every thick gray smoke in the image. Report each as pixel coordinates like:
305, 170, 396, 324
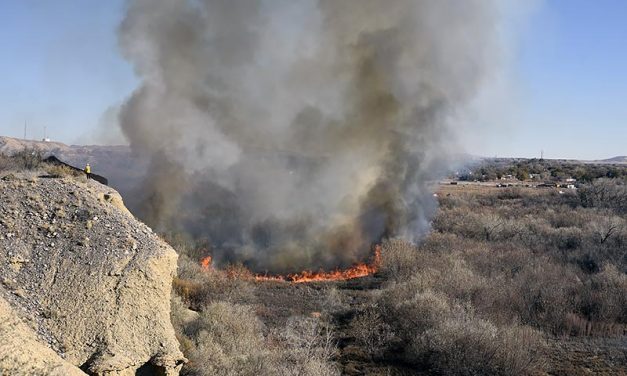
118, 0, 498, 273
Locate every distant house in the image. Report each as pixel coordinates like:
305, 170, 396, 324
565, 178, 576, 183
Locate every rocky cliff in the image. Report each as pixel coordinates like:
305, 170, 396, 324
0, 172, 184, 375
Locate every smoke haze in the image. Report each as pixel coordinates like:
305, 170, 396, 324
118, 0, 499, 273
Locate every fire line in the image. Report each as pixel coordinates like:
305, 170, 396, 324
199, 245, 381, 283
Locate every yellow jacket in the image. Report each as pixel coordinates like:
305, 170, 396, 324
85, 165, 91, 174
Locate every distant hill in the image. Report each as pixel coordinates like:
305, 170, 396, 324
597, 156, 627, 164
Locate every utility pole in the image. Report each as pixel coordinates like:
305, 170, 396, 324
24, 121, 27, 140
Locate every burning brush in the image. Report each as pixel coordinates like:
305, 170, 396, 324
200, 245, 381, 283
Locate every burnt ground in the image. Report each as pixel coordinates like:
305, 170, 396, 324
252, 275, 417, 375
544, 337, 627, 376
254, 274, 419, 375
253, 275, 627, 376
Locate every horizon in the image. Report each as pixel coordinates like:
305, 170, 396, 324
0, 1, 625, 160
1, 134, 625, 163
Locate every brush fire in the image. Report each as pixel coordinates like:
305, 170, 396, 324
119, 0, 495, 274
200, 245, 381, 283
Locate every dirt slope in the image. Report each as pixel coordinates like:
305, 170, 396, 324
0, 172, 184, 375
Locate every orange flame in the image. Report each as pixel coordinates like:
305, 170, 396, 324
255, 245, 381, 283
200, 255, 212, 270
198, 245, 382, 283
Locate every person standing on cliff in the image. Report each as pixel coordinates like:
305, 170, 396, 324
84, 163, 91, 180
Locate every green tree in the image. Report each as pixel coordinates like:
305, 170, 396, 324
516, 169, 529, 181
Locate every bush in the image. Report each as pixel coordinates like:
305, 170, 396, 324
182, 302, 273, 376
279, 316, 338, 364
11, 148, 43, 170
322, 287, 348, 313
46, 164, 80, 178
379, 287, 545, 375
413, 313, 501, 375
578, 265, 627, 324
349, 306, 395, 358
579, 178, 627, 214
176, 254, 257, 308
380, 239, 420, 281
0, 149, 43, 172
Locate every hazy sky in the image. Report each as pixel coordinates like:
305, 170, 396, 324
0, 0, 625, 160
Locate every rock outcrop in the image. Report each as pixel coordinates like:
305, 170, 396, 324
0, 295, 85, 376
0, 173, 184, 375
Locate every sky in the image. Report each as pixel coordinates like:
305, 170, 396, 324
0, 0, 625, 160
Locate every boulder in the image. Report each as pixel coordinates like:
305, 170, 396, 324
0, 174, 185, 375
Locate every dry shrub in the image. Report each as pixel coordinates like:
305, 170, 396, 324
578, 265, 627, 324
176, 254, 256, 308
380, 287, 545, 375
46, 164, 79, 178
223, 262, 255, 280
0, 150, 43, 172
380, 239, 419, 281
172, 296, 339, 376
579, 178, 627, 214
432, 208, 483, 238
9, 148, 43, 170
497, 187, 523, 200
494, 325, 547, 374
433, 209, 516, 243
173, 277, 203, 303
279, 316, 338, 363
322, 286, 348, 313
419, 232, 463, 253
587, 214, 625, 245
182, 302, 273, 376
564, 313, 627, 337
437, 194, 470, 210
381, 289, 451, 340
171, 258, 339, 375
545, 207, 589, 228
413, 313, 500, 374
349, 306, 395, 358
503, 260, 581, 333
384, 250, 488, 303
0, 154, 16, 171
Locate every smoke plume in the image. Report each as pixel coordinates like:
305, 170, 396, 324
118, 0, 498, 273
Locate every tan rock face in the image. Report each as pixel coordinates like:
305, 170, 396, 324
0, 174, 185, 375
0, 296, 86, 376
